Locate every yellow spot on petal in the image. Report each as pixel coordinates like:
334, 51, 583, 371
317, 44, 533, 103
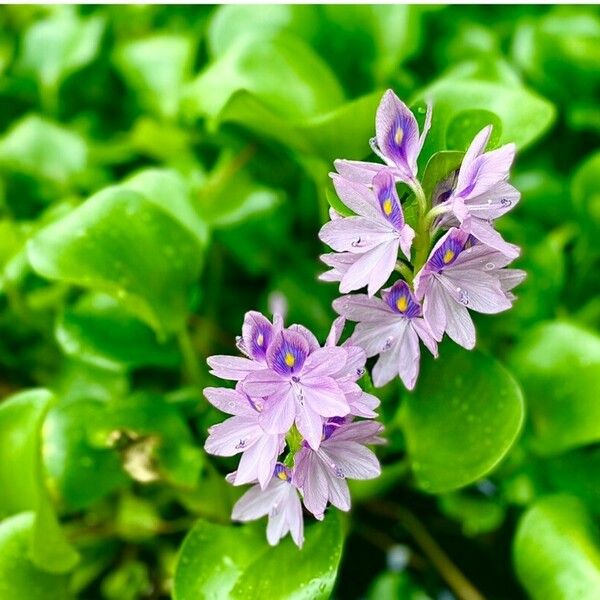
277, 470, 288, 481
396, 296, 408, 312
383, 198, 393, 215
395, 127, 404, 145
257, 333, 264, 346
284, 352, 295, 367
443, 249, 455, 264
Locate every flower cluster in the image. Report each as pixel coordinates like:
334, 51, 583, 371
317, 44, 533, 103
204, 311, 384, 548
320, 90, 526, 390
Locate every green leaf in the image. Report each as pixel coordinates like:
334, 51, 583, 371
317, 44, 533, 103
19, 7, 104, 97
402, 344, 524, 493
92, 393, 203, 489
27, 175, 205, 335
43, 399, 128, 510
572, 151, 600, 240
439, 491, 505, 537
0, 115, 87, 186
514, 495, 600, 600
413, 62, 556, 161
183, 34, 344, 123
173, 512, 344, 600
0, 513, 71, 600
0, 389, 78, 572
114, 34, 194, 119
56, 293, 180, 370
509, 321, 600, 455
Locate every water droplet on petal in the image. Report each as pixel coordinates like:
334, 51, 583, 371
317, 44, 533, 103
501, 197, 512, 207
333, 465, 345, 479
484, 262, 495, 271
351, 237, 363, 248
355, 367, 366, 378
382, 336, 394, 351
459, 290, 470, 305
235, 439, 247, 449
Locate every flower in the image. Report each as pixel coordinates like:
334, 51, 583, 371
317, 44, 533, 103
414, 228, 525, 349
207, 310, 282, 381
433, 126, 520, 258
232, 464, 304, 548
242, 329, 351, 450
204, 386, 284, 489
333, 280, 438, 389
319, 170, 414, 296
333, 89, 432, 186
294, 419, 383, 519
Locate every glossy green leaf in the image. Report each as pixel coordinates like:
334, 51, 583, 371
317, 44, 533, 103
43, 399, 128, 510
509, 321, 600, 455
0, 115, 87, 186
402, 344, 524, 493
173, 512, 344, 600
514, 495, 600, 600
114, 34, 194, 119
0, 513, 71, 600
27, 177, 205, 335
414, 62, 556, 161
572, 151, 600, 239
56, 293, 180, 370
183, 34, 344, 123
19, 7, 104, 95
0, 389, 78, 572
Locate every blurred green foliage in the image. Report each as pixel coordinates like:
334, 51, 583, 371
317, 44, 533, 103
0, 5, 598, 599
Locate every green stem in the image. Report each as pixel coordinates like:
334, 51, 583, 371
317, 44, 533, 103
177, 327, 202, 388
409, 179, 431, 274
395, 261, 414, 283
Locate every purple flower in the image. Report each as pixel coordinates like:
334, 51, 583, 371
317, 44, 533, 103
207, 310, 283, 381
414, 228, 525, 349
242, 330, 350, 450
204, 386, 284, 489
319, 171, 414, 296
232, 464, 304, 548
334, 89, 432, 186
333, 281, 438, 389
294, 419, 383, 519
434, 126, 520, 258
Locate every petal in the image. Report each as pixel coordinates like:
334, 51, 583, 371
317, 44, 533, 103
375, 89, 420, 178
412, 318, 439, 357
333, 294, 393, 322
441, 270, 513, 314
351, 319, 407, 358
324, 441, 381, 480
422, 280, 447, 341
330, 174, 381, 219
242, 369, 285, 397
301, 376, 350, 419
266, 329, 310, 376
204, 416, 261, 457
372, 340, 404, 387
433, 285, 476, 349
295, 401, 325, 451
319, 216, 397, 254
242, 311, 275, 361
367, 239, 401, 297
259, 385, 296, 434
287, 324, 320, 353
235, 434, 283, 489
396, 325, 421, 390
331, 420, 385, 444
463, 181, 520, 220
303, 347, 348, 377
232, 480, 281, 521
203, 387, 255, 416
348, 391, 380, 418
325, 316, 346, 347
207, 355, 263, 381
334, 159, 388, 185
398, 224, 415, 260
498, 268, 526, 293
295, 450, 329, 518
468, 219, 520, 260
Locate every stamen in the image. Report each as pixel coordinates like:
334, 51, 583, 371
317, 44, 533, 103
443, 249, 455, 264
284, 352, 295, 367
396, 296, 408, 312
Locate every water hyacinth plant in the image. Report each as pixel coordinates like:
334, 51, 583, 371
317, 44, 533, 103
205, 89, 524, 546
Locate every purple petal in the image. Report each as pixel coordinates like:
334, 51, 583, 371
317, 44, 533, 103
242, 369, 285, 397
425, 228, 470, 273
325, 316, 346, 347
334, 159, 388, 185
383, 280, 422, 318
203, 387, 255, 416
333, 294, 393, 322
319, 252, 356, 282
463, 181, 520, 220
330, 174, 381, 219
204, 415, 261, 457
351, 319, 406, 358
259, 386, 296, 434
372, 170, 405, 230
301, 376, 350, 419
348, 391, 380, 418
242, 311, 275, 361
375, 89, 420, 178
331, 420, 385, 444
319, 216, 398, 253
303, 347, 348, 378
441, 270, 513, 314
207, 355, 263, 381
287, 323, 320, 353
266, 330, 309, 376
466, 219, 520, 259
324, 441, 381, 480
498, 268, 526, 293
235, 434, 283, 489
295, 401, 326, 450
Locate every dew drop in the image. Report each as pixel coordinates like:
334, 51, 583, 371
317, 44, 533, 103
484, 262, 495, 271
355, 367, 366, 378
458, 290, 470, 305
382, 336, 394, 351
333, 465, 345, 479
501, 197, 512, 207
351, 237, 363, 248
235, 439, 247, 449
